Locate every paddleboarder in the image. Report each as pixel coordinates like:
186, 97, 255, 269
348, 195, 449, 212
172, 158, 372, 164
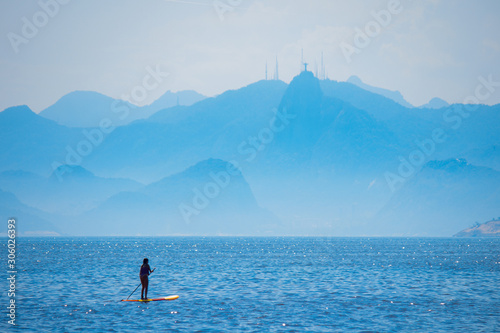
140, 258, 155, 299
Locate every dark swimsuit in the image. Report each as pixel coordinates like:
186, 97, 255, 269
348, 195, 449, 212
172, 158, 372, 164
140, 264, 150, 277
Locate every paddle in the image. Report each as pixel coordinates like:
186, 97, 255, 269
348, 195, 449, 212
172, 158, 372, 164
126, 267, 156, 300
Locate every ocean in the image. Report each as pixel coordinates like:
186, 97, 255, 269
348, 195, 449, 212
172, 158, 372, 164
1, 237, 499, 332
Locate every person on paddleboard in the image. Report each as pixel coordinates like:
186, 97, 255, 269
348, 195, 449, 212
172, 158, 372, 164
140, 258, 155, 299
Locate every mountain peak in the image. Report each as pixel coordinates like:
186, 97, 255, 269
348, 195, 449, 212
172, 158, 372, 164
0, 105, 61, 129
1, 105, 36, 117
39, 90, 135, 128
62, 90, 110, 99
295, 70, 320, 84
148, 90, 206, 110
419, 97, 449, 109
50, 164, 95, 181
347, 75, 363, 85
279, 71, 323, 113
347, 75, 413, 108
182, 158, 242, 178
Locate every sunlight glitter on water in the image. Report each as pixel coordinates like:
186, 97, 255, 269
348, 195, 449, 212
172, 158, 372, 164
1, 237, 498, 332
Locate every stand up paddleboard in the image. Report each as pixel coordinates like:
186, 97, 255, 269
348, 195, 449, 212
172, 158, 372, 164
122, 295, 179, 302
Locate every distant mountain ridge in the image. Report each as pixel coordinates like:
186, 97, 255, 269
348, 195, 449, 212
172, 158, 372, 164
39, 91, 135, 127
59, 158, 280, 236
82, 79, 288, 182
0, 189, 59, 236
39, 89, 206, 128
373, 159, 500, 236
147, 90, 205, 112
1, 72, 499, 236
347, 75, 413, 108
0, 165, 142, 215
419, 97, 449, 109
1, 159, 280, 236
0, 105, 82, 176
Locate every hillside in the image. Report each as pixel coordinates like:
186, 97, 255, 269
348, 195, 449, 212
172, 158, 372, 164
39, 90, 206, 128
347, 75, 413, 108
82, 79, 288, 182
372, 159, 500, 236
0, 189, 59, 236
0, 166, 142, 215
0, 105, 82, 176
453, 220, 500, 237
1, 72, 499, 236
55, 159, 281, 236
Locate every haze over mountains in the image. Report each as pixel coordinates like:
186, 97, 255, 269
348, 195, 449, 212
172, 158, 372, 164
1, 71, 498, 236
40, 90, 206, 127
347, 75, 414, 109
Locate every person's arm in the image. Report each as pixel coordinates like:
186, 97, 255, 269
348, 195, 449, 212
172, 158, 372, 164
150, 267, 155, 275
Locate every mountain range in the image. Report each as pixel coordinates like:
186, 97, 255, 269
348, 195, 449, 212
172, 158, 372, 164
1, 72, 498, 236
40, 90, 205, 128
347, 75, 414, 108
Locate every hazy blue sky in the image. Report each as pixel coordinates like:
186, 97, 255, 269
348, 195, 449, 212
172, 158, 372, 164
1, 0, 499, 112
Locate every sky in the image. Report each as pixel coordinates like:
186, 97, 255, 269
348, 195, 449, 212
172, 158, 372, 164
1, 0, 500, 112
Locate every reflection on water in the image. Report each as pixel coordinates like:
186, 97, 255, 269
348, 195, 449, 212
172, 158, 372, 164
1, 237, 499, 332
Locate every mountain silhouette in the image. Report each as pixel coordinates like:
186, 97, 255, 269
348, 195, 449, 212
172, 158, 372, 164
39, 90, 206, 128
1, 73, 499, 236
419, 97, 449, 109
146, 89, 205, 111
373, 159, 500, 236
0, 105, 81, 176
0, 188, 59, 236
58, 159, 280, 236
347, 75, 413, 108
0, 166, 142, 215
82, 79, 288, 182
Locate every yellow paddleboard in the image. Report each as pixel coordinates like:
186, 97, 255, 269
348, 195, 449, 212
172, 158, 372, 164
122, 295, 179, 302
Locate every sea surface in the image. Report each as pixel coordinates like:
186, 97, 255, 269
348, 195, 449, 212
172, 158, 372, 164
1, 237, 499, 332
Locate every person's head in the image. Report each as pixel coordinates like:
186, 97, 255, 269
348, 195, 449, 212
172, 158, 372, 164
143, 258, 148, 265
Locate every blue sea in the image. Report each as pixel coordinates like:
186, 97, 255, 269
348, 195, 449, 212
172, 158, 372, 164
1, 237, 499, 332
